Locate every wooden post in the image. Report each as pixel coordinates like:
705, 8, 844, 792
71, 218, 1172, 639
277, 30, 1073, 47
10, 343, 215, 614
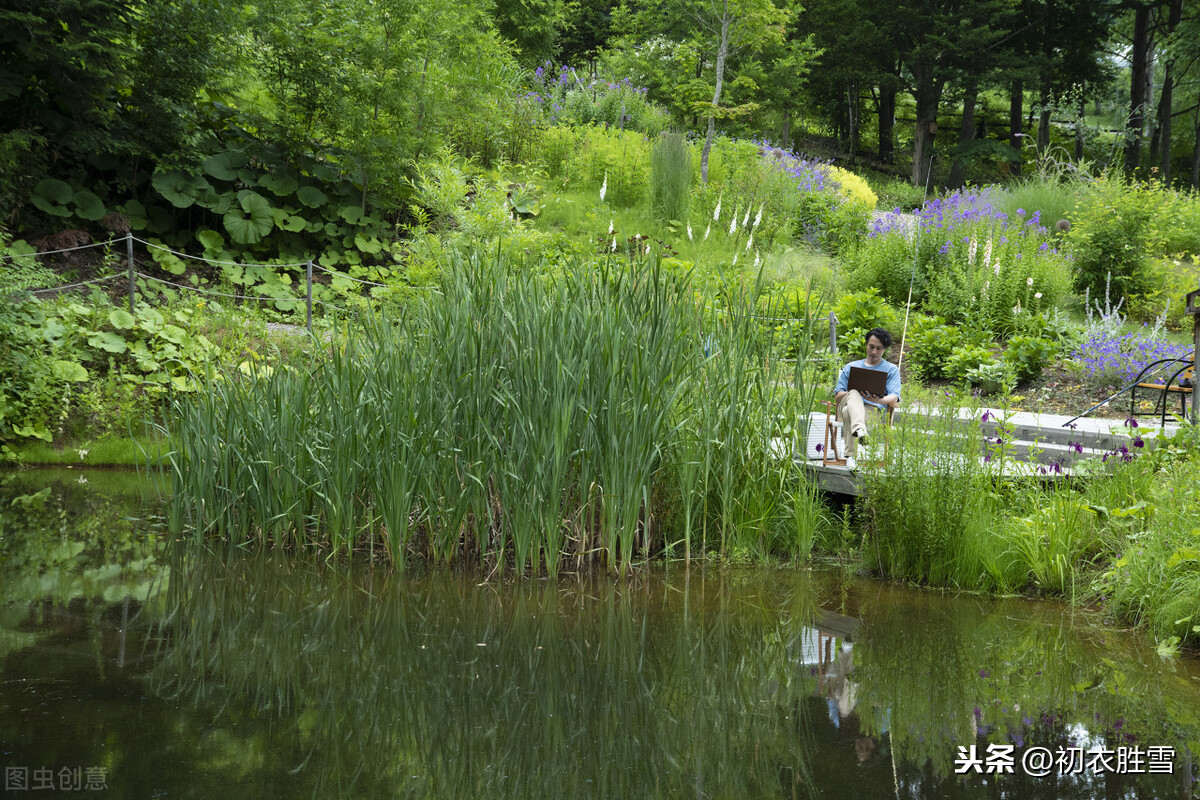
829, 311, 838, 356
126, 232, 135, 313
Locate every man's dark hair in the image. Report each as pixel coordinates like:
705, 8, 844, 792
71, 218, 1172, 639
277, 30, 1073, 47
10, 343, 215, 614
865, 327, 892, 348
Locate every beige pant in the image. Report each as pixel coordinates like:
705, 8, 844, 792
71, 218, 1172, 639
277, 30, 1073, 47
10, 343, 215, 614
836, 390, 884, 457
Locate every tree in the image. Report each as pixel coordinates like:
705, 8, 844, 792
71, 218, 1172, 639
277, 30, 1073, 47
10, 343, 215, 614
889, 0, 1017, 188
609, 0, 798, 174
797, 0, 890, 157
491, 0, 576, 66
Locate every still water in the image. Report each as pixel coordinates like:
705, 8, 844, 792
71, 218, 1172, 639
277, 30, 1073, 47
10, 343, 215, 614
1, 469, 1198, 799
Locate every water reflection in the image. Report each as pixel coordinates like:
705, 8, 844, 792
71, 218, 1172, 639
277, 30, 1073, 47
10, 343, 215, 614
1, 472, 1198, 798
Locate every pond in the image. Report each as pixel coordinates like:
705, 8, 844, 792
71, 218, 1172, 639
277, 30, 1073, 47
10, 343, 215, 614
2, 469, 1198, 798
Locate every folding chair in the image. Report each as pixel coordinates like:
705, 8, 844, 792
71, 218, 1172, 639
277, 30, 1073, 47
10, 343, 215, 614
821, 398, 894, 467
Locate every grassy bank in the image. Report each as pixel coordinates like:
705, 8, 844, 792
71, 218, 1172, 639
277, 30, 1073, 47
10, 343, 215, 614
853, 399, 1200, 649
12, 432, 171, 467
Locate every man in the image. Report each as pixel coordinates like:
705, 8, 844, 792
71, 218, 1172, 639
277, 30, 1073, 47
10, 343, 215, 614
833, 327, 901, 468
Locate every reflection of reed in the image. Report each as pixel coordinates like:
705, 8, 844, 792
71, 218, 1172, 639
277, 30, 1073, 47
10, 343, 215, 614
152, 546, 822, 798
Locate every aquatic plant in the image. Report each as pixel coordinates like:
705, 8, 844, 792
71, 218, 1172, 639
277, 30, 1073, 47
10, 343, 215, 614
166, 251, 825, 573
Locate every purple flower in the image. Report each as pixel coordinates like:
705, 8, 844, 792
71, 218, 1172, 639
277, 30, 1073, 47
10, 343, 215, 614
1133, 437, 1144, 448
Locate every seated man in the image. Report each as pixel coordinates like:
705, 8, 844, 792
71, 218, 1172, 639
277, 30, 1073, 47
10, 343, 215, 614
833, 327, 901, 465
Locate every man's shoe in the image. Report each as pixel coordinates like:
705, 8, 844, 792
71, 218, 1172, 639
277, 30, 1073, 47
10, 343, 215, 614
853, 427, 869, 447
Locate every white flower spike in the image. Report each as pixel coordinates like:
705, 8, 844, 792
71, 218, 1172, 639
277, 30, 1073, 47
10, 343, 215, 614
600, 173, 608, 202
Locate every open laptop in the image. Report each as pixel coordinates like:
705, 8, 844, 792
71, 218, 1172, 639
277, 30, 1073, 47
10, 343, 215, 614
847, 366, 888, 397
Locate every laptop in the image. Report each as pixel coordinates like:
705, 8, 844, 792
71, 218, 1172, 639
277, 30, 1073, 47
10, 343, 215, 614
847, 366, 888, 397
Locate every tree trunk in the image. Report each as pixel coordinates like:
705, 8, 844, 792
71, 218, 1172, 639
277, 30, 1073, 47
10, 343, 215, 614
948, 81, 979, 189
781, 110, 791, 150
1009, 80, 1024, 176
910, 66, 943, 188
700, 8, 731, 184
1126, 4, 1151, 175
847, 81, 859, 157
1037, 100, 1051, 154
1075, 90, 1086, 162
1036, 0, 1054, 154
878, 82, 896, 164
1158, 0, 1184, 183
1193, 89, 1200, 188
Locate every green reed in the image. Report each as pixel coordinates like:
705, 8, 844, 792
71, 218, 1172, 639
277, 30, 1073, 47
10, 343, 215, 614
857, 400, 1025, 590
166, 250, 825, 573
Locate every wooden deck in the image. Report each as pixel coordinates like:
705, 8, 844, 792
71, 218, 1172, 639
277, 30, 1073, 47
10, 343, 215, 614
783, 407, 1177, 497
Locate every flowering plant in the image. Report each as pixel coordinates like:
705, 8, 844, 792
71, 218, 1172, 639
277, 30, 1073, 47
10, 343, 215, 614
853, 188, 1071, 337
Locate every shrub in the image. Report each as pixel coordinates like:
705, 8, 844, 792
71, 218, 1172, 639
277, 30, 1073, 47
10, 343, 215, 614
566, 126, 650, 208
527, 64, 670, 135
866, 174, 927, 211
905, 319, 955, 381
965, 361, 1015, 396
945, 344, 996, 385
828, 166, 878, 209
1065, 174, 1181, 307
832, 288, 896, 354
1003, 334, 1055, 384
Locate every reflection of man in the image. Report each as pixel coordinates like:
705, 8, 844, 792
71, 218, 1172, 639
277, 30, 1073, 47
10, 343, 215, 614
834, 328, 901, 467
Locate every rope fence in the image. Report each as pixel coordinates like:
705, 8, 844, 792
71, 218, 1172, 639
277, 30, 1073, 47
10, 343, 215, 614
0, 239, 112, 261
10, 232, 448, 331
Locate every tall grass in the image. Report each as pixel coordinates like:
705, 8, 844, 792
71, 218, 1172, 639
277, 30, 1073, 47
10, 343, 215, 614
167, 250, 825, 573
649, 132, 692, 222
857, 401, 1026, 591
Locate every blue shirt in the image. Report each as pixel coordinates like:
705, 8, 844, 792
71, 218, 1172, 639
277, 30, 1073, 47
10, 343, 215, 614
835, 359, 901, 410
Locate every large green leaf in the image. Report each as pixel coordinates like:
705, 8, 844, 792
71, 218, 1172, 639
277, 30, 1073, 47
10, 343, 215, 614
108, 309, 136, 330
338, 204, 363, 223
279, 214, 307, 232
297, 185, 328, 208
152, 171, 212, 209
120, 199, 149, 230
203, 149, 248, 181
159, 324, 187, 345
88, 331, 128, 353
51, 360, 89, 382
223, 190, 275, 245
354, 233, 383, 254
72, 189, 105, 221
33, 178, 72, 204
197, 229, 225, 252
260, 172, 299, 196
